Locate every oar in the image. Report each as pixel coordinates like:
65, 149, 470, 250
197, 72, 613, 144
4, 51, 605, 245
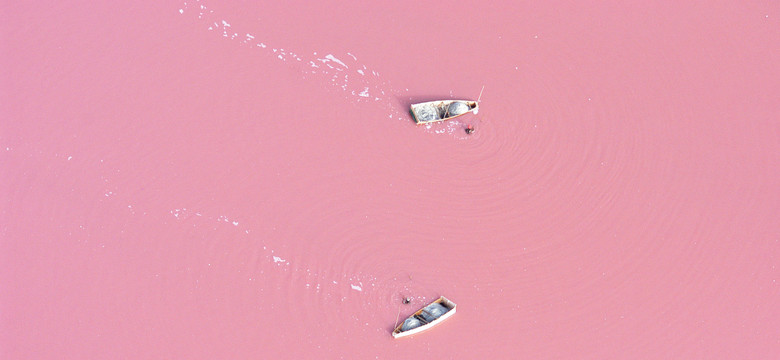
393, 303, 402, 331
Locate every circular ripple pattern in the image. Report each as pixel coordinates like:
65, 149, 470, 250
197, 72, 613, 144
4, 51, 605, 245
4, 1, 777, 359
171, 3, 779, 357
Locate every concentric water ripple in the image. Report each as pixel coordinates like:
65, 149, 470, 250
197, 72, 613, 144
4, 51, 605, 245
163, 1, 778, 354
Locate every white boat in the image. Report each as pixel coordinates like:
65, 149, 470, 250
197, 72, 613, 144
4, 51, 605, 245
410, 100, 478, 125
392, 296, 456, 338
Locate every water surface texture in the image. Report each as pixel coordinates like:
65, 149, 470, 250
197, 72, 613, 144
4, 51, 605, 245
2, 1, 778, 359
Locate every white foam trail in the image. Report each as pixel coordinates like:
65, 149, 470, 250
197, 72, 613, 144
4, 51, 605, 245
178, 0, 394, 104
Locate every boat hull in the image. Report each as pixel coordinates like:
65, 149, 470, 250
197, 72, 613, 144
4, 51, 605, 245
411, 100, 478, 125
392, 296, 457, 339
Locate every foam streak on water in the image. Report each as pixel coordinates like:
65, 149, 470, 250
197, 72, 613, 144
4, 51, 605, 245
2, 1, 778, 359
179, 1, 390, 105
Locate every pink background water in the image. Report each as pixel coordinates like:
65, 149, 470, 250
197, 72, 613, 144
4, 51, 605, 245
2, 1, 778, 359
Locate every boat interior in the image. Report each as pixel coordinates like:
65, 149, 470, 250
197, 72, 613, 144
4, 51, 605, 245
396, 299, 454, 333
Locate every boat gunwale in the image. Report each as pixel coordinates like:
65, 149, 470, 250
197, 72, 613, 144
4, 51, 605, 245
392, 296, 457, 339
411, 100, 478, 125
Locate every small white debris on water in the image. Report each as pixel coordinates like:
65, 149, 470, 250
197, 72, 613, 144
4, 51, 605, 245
171, 208, 186, 219
325, 54, 348, 68
232, 221, 239, 226
179, 9, 184, 14
351, 284, 362, 291
187, 5, 392, 107
67, 156, 72, 160
273, 256, 287, 264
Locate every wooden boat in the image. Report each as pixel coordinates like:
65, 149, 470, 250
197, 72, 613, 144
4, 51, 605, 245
392, 296, 457, 338
411, 100, 478, 125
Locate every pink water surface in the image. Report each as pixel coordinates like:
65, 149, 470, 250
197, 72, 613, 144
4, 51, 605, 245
2, 1, 779, 359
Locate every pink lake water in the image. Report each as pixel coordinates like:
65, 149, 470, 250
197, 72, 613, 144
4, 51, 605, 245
2, 1, 779, 359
